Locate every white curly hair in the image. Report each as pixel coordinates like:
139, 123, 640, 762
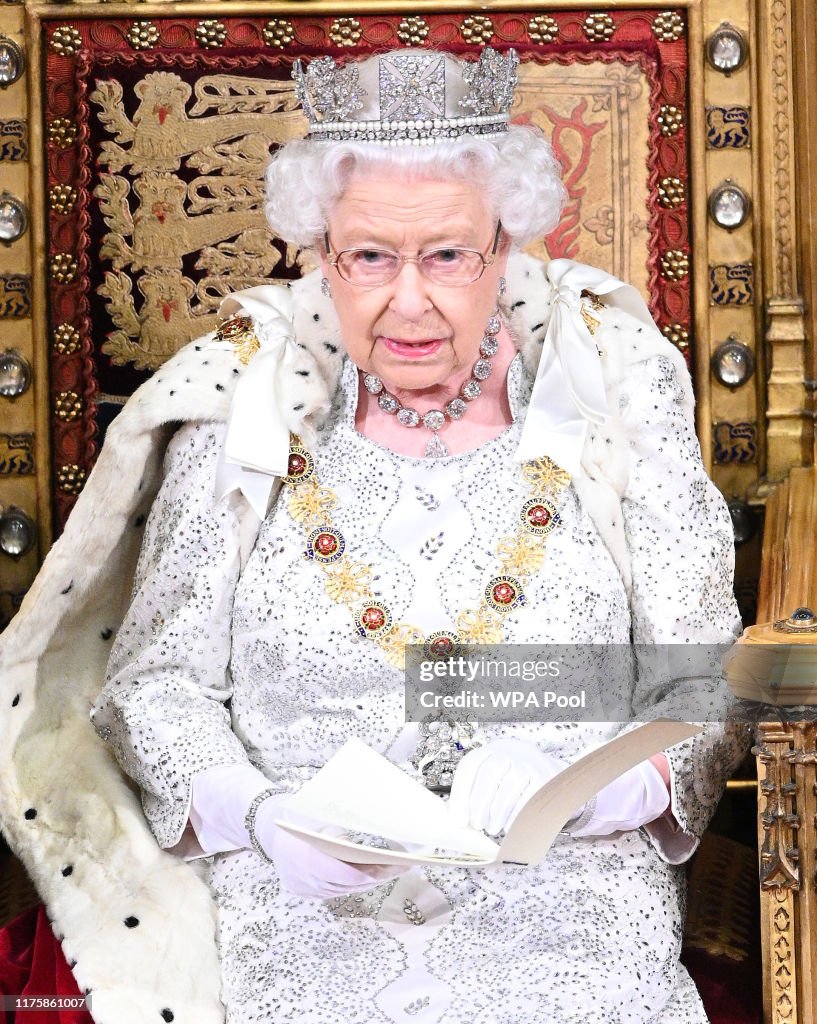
264, 51, 567, 250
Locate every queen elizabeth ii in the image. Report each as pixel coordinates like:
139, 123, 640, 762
0, 47, 745, 1023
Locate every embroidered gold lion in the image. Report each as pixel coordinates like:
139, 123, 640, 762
90, 72, 316, 369
95, 170, 260, 273
98, 269, 213, 370
89, 72, 306, 175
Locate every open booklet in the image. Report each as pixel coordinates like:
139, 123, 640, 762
273, 719, 701, 867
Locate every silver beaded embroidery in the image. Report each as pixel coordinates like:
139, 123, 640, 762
96, 335, 745, 1023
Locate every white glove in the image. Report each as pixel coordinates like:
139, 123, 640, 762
254, 798, 409, 900
189, 763, 407, 899
565, 760, 670, 837
448, 738, 567, 836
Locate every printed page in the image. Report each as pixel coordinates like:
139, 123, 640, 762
274, 737, 500, 866
497, 719, 701, 863
274, 720, 702, 867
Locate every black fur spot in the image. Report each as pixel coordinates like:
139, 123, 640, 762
194, 345, 202, 351
11, 694, 19, 707
24, 808, 36, 820
323, 342, 338, 354
531, 322, 544, 332
293, 403, 304, 412
124, 916, 139, 928
510, 300, 526, 310
61, 582, 73, 595
313, 313, 320, 321
215, 383, 225, 392
62, 865, 73, 877
296, 370, 310, 377
100, 628, 113, 640
161, 1011, 175, 1022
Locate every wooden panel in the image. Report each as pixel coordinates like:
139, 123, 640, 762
757, 466, 817, 623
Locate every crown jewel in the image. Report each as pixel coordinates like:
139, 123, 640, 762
460, 47, 518, 116
292, 47, 519, 146
379, 53, 446, 120
293, 56, 366, 122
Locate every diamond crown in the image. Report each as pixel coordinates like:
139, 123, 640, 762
292, 47, 519, 146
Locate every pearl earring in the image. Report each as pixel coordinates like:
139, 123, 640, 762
321, 277, 331, 297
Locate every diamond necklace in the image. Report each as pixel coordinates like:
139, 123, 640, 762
361, 311, 502, 458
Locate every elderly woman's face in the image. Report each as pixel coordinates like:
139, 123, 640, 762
321, 171, 509, 393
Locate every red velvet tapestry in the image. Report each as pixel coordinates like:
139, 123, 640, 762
41, 8, 691, 532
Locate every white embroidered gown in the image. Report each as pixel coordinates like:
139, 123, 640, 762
94, 348, 746, 1024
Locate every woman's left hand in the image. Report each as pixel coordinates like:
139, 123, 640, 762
448, 738, 566, 836
564, 759, 671, 838
263, 824, 411, 899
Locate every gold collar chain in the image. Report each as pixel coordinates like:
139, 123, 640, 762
283, 434, 570, 670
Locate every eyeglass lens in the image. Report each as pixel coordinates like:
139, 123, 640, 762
336, 248, 486, 286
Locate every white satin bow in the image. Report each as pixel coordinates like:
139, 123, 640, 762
513, 259, 656, 476
209, 285, 298, 519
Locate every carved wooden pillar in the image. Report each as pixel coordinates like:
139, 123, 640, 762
791, 723, 817, 1021
790, 0, 817, 460
756, 723, 800, 1024
756, 0, 809, 480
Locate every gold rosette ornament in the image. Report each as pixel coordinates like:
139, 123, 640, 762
323, 560, 372, 603
289, 482, 337, 525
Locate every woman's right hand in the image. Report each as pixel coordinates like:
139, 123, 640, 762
255, 800, 409, 900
